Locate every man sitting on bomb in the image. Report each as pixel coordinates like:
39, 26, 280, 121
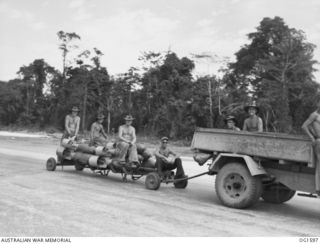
154, 137, 186, 179
90, 114, 108, 147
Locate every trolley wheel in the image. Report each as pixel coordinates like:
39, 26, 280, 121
215, 163, 262, 209
262, 183, 295, 204
174, 176, 188, 189
74, 162, 85, 171
145, 172, 161, 190
46, 157, 57, 171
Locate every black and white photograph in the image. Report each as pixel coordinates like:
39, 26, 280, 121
0, 0, 320, 240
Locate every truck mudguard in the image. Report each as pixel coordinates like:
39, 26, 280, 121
209, 153, 267, 176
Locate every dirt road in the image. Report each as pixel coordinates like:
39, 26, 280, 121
0, 136, 319, 236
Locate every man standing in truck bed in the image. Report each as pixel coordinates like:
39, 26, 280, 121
225, 115, 241, 131
243, 102, 263, 132
302, 102, 320, 195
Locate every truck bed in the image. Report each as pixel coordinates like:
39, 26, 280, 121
191, 128, 315, 167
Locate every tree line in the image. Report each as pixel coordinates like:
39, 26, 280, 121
0, 16, 319, 139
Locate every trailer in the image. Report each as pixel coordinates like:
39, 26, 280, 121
45, 139, 188, 190
191, 127, 319, 209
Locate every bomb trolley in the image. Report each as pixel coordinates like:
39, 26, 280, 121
45, 141, 190, 190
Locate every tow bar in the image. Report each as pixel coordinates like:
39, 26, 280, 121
164, 171, 210, 183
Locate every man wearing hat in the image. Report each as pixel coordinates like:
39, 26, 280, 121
116, 115, 139, 163
62, 106, 80, 140
302, 100, 320, 196
154, 137, 186, 179
243, 102, 263, 132
224, 115, 241, 131
90, 114, 108, 146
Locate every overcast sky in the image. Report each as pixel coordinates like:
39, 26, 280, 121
0, 0, 320, 81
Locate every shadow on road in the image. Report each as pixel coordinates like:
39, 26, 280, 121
47, 167, 319, 222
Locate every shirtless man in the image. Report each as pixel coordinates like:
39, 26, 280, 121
243, 102, 263, 132
90, 114, 108, 146
302, 101, 320, 195
225, 115, 241, 131
116, 115, 139, 163
62, 106, 80, 141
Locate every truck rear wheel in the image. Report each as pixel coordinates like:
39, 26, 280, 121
262, 183, 295, 204
215, 163, 262, 209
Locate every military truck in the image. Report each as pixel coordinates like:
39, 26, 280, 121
191, 127, 319, 209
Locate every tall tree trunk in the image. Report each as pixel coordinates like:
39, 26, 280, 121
264, 110, 269, 132
26, 82, 30, 117
218, 90, 221, 115
278, 69, 292, 133
128, 84, 132, 111
217, 79, 222, 116
208, 78, 213, 128
170, 120, 178, 138
107, 110, 111, 134
82, 84, 88, 132
62, 52, 66, 80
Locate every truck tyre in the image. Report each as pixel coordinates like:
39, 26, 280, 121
215, 163, 262, 209
74, 162, 85, 171
262, 183, 295, 204
145, 172, 161, 190
46, 157, 57, 171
